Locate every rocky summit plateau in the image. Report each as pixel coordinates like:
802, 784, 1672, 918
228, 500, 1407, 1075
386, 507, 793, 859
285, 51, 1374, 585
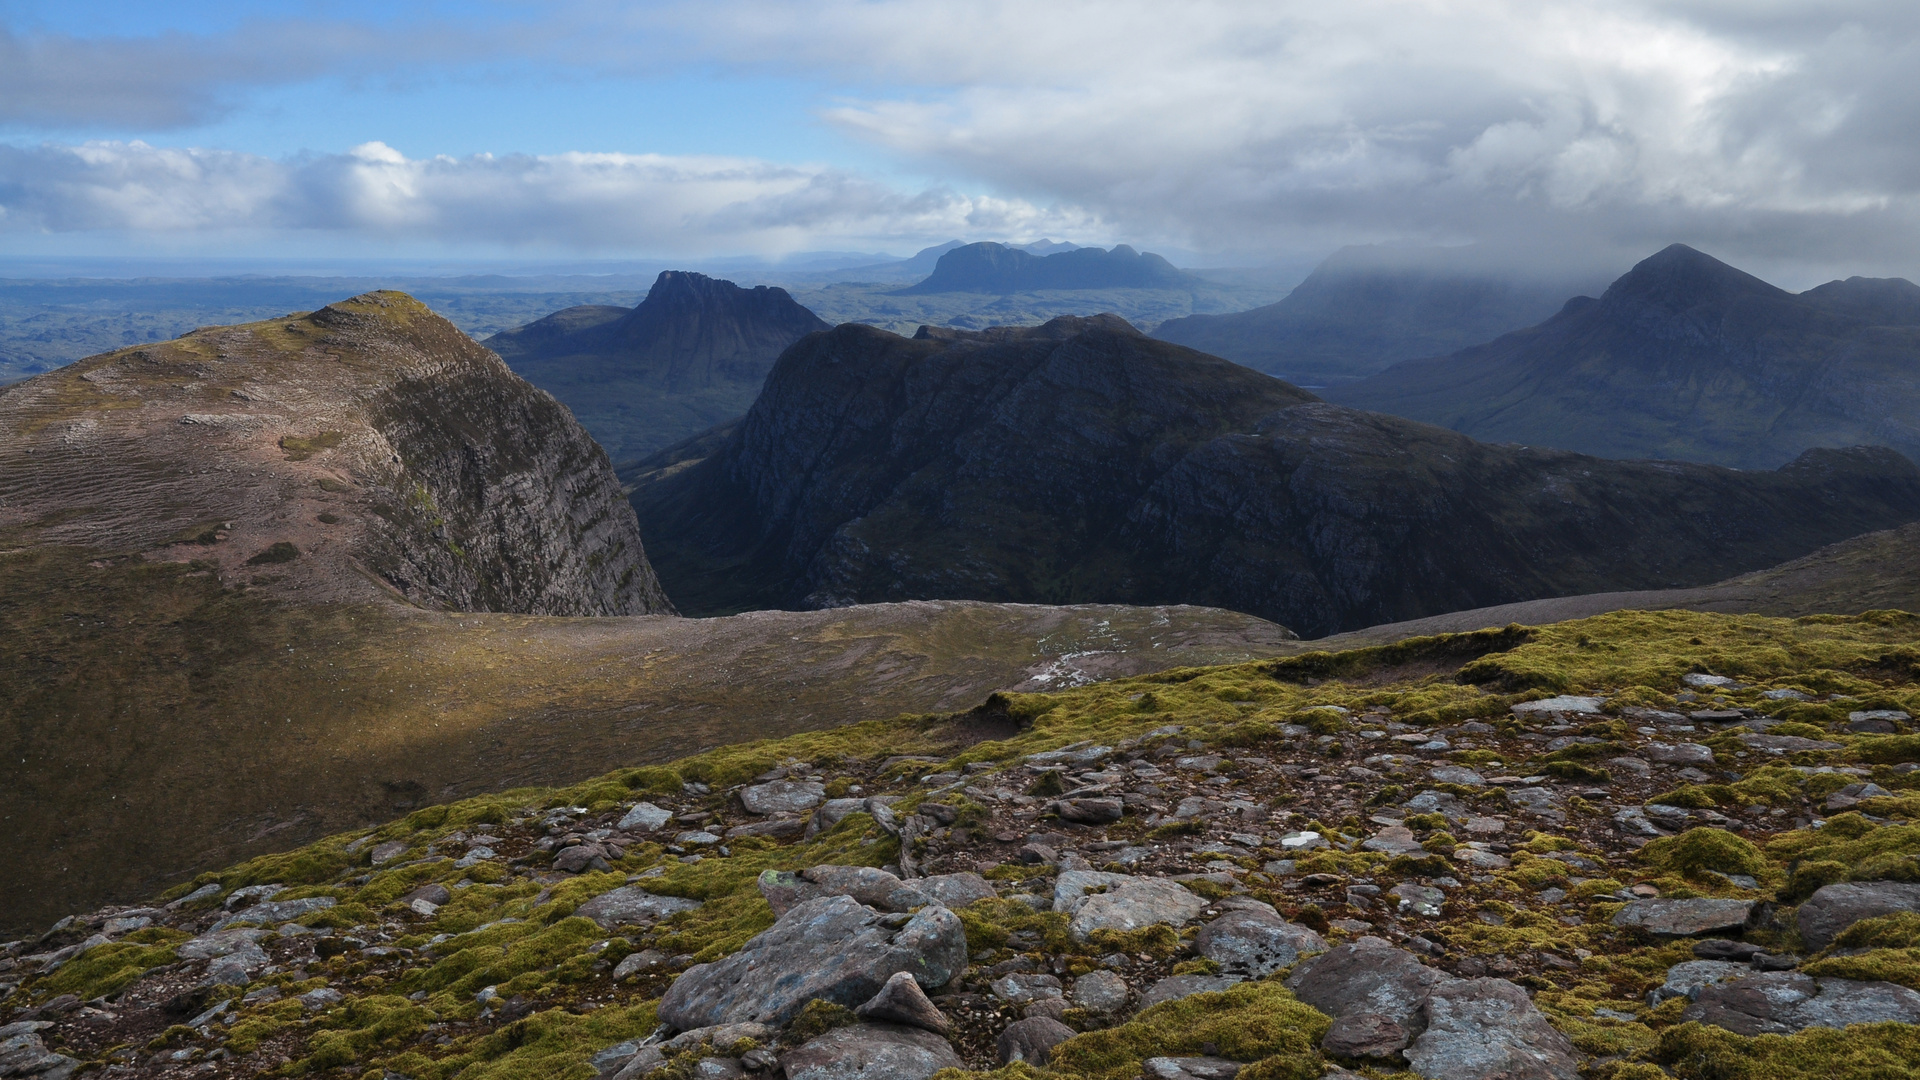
5, 607, 1920, 1080
630, 313, 1920, 634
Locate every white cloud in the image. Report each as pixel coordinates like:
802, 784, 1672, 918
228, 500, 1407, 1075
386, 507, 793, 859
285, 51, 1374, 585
0, 140, 1094, 255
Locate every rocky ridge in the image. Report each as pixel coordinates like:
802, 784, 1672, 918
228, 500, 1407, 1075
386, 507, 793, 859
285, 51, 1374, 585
5, 608, 1920, 1079
631, 314, 1920, 633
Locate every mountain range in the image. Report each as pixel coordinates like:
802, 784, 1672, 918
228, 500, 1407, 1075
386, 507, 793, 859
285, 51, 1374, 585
1327, 244, 1920, 468
896, 242, 1198, 294
1152, 244, 1606, 386
486, 271, 830, 460
627, 315, 1920, 635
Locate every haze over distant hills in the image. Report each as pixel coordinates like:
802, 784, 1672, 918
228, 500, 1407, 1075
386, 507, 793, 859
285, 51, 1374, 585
487, 271, 830, 460
1152, 245, 1609, 385
628, 315, 1920, 635
1327, 244, 1920, 469
897, 242, 1197, 294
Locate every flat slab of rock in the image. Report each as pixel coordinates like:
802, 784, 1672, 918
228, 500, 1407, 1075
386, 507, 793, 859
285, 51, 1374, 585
1361, 826, 1425, 856
1052, 871, 1205, 942
177, 928, 272, 960
212, 895, 335, 930
1683, 971, 1920, 1035
1648, 960, 1751, 1005
1737, 733, 1844, 753
1512, 696, 1606, 716
1611, 898, 1752, 936
760, 866, 995, 918
781, 1022, 963, 1080
1139, 974, 1244, 1009
1195, 909, 1329, 977
1428, 766, 1485, 786
1647, 743, 1714, 766
575, 886, 702, 930
1797, 881, 1920, 950
617, 802, 673, 831
1284, 937, 1447, 1029
1405, 977, 1578, 1080
1826, 783, 1893, 811
659, 895, 965, 1029
1055, 797, 1124, 824
1144, 1056, 1246, 1080
740, 780, 826, 816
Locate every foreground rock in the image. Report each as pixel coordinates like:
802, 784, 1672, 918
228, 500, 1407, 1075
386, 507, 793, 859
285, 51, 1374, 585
1796, 882, 1920, 950
1284, 938, 1447, 1031
1684, 972, 1920, 1034
1052, 871, 1206, 942
996, 1016, 1077, 1066
855, 971, 951, 1035
781, 1023, 962, 1080
1610, 898, 1752, 936
1195, 910, 1329, 977
658, 896, 965, 1028
1404, 978, 1578, 1080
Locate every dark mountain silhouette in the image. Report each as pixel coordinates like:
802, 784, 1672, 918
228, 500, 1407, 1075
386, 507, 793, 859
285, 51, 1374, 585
1152, 245, 1604, 385
486, 271, 829, 459
896, 242, 1197, 294
1325, 244, 1920, 468
628, 315, 1920, 635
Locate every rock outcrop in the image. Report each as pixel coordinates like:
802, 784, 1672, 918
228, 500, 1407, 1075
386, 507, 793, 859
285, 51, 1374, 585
631, 314, 1920, 632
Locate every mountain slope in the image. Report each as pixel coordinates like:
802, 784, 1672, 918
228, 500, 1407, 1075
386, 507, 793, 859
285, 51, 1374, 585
1152, 245, 1602, 385
0, 290, 670, 616
897, 242, 1197, 294
486, 271, 830, 459
0, 298, 1297, 931
630, 315, 1920, 634
1325, 244, 1920, 468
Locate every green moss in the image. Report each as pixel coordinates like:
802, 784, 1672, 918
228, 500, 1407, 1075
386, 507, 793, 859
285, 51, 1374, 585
279, 431, 344, 461
1656, 1019, 1920, 1080
1768, 818, 1920, 899
1638, 828, 1768, 879
786, 999, 858, 1043
1545, 760, 1612, 782
1832, 912, 1920, 951
1048, 982, 1330, 1080
1801, 948, 1920, 990
394, 1002, 658, 1080
301, 994, 434, 1070
36, 931, 188, 998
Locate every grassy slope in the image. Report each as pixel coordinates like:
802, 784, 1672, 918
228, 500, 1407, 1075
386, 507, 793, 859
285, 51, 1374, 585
8, 607, 1920, 1080
0, 545, 1296, 936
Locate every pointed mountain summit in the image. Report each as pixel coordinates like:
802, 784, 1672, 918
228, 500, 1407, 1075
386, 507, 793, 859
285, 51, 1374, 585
487, 271, 829, 459
629, 314, 1920, 634
1152, 244, 1605, 385
895, 242, 1196, 294
1327, 244, 1920, 468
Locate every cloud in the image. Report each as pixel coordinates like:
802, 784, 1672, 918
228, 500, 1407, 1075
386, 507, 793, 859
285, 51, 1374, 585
0, 140, 1093, 255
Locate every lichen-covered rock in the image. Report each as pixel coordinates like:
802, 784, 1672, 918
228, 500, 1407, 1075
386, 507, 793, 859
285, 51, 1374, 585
1321, 1012, 1411, 1059
1052, 871, 1206, 942
1072, 969, 1130, 1012
1195, 909, 1329, 977
1610, 897, 1752, 936
1648, 960, 1752, 1006
781, 1023, 962, 1080
574, 886, 701, 930
1682, 971, 1920, 1034
617, 803, 674, 831
657, 895, 966, 1029
1404, 977, 1578, 1080
1796, 882, 1920, 950
1139, 974, 1244, 1009
856, 971, 950, 1035
996, 1016, 1076, 1066
212, 896, 336, 930
758, 866, 994, 918
739, 780, 826, 815
1284, 938, 1447, 1030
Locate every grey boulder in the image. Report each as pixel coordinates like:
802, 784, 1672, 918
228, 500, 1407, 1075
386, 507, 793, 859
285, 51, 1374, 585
781, 1023, 962, 1080
1648, 960, 1751, 1006
996, 1016, 1077, 1065
1683, 971, 1920, 1035
1796, 882, 1920, 950
1610, 898, 1752, 936
657, 895, 966, 1029
575, 886, 702, 930
1072, 969, 1130, 1013
1404, 977, 1578, 1080
617, 802, 674, 831
1052, 870, 1205, 942
1647, 743, 1714, 766
856, 970, 950, 1035
1284, 937, 1447, 1030
740, 780, 825, 816
1195, 910, 1329, 977
1321, 1012, 1411, 1059
212, 895, 335, 930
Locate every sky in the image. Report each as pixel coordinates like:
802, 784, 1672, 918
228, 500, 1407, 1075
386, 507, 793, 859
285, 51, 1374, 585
2, 0, 1918, 284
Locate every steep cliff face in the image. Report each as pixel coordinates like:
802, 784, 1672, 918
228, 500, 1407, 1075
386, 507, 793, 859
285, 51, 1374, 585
0, 290, 671, 616
631, 315, 1920, 634
486, 271, 830, 459
1326, 244, 1920, 468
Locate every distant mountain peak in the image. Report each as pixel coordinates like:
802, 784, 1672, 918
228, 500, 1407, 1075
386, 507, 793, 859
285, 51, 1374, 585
1602, 243, 1789, 313
896, 242, 1196, 294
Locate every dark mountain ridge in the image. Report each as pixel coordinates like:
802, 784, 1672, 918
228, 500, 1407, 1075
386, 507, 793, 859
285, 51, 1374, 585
1152, 244, 1607, 385
896, 242, 1197, 294
1326, 244, 1920, 468
629, 315, 1920, 635
485, 270, 829, 459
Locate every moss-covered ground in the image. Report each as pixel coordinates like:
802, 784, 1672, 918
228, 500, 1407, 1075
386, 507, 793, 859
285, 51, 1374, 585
5, 606, 1920, 1079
